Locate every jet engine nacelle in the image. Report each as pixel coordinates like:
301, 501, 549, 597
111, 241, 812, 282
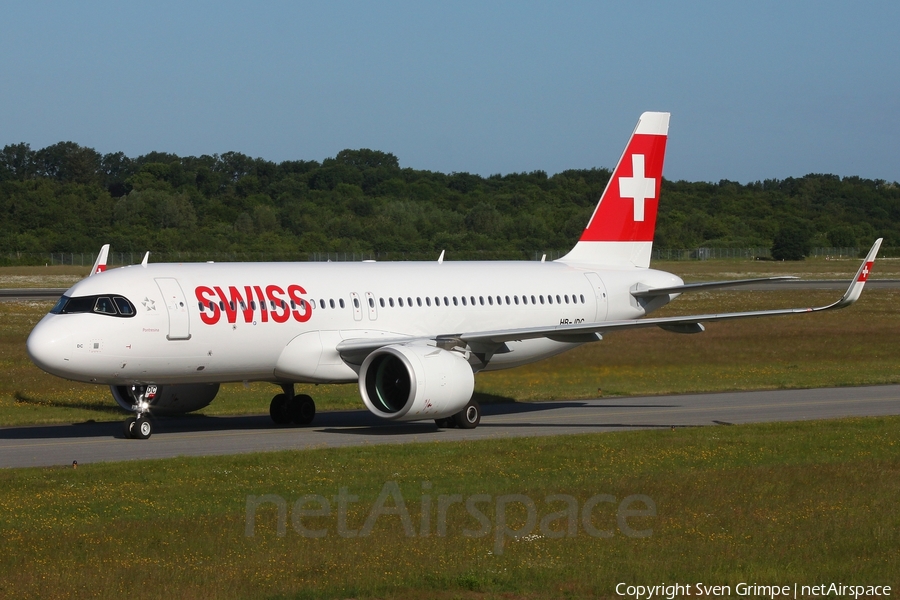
110, 383, 220, 415
359, 344, 474, 421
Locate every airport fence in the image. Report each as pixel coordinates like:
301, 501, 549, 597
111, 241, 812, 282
0, 247, 890, 267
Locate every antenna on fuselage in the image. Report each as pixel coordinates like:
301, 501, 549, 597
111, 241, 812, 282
438, 250, 445, 264
541, 254, 546, 262
141, 252, 150, 267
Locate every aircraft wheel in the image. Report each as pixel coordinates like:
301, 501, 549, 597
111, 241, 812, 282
453, 399, 481, 429
134, 418, 152, 440
269, 393, 292, 425
124, 416, 137, 438
292, 395, 316, 425
434, 417, 454, 429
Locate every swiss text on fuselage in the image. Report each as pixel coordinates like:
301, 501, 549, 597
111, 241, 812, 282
194, 284, 312, 325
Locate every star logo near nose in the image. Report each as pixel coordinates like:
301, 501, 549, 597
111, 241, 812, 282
142, 297, 156, 311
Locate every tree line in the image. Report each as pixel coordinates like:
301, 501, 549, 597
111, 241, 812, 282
1, 141, 898, 260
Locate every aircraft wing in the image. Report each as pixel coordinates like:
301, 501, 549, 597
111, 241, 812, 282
337, 239, 881, 361
631, 276, 797, 298
462, 239, 881, 345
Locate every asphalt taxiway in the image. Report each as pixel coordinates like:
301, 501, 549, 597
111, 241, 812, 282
1, 385, 898, 468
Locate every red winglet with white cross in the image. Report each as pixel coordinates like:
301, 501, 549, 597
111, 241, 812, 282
858, 262, 873, 282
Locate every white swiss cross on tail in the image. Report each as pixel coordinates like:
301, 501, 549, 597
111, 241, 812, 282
618, 154, 655, 222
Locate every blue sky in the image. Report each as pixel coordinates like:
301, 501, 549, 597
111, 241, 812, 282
2, 2, 897, 183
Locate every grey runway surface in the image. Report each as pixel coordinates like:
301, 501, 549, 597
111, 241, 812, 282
2, 385, 899, 468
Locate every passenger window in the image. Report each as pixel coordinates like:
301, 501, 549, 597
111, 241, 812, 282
488, 296, 493, 305
556, 295, 562, 304
496, 296, 502, 305
219, 301, 225, 311
514, 296, 519, 305
531, 295, 536, 304
417, 297, 423, 307
353, 298, 360, 309
548, 295, 553, 304
564, 295, 569, 304
470, 296, 476, 305
461, 296, 466, 306
329, 299, 335, 309
453, 296, 458, 306
389, 298, 394, 307
505, 295, 510, 305
339, 298, 345, 309
426, 297, 432, 307
398, 297, 404, 307
378, 298, 384, 308
444, 296, 450, 306
479, 296, 484, 305
580, 294, 585, 303
320, 299, 326, 309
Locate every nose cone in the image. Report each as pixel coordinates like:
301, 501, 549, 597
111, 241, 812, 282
27, 315, 72, 378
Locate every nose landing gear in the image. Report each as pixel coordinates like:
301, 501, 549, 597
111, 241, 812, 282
269, 384, 316, 426
123, 384, 156, 439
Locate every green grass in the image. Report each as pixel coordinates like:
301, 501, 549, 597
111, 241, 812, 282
3, 257, 900, 425
0, 416, 897, 599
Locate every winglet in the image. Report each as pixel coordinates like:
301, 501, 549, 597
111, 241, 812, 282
89, 244, 110, 277
831, 238, 882, 309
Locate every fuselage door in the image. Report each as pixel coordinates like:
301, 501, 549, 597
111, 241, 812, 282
350, 292, 363, 321
364, 292, 377, 320
584, 272, 609, 322
155, 277, 191, 340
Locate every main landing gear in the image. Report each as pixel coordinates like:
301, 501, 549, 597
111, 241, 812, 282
435, 398, 481, 430
123, 384, 156, 439
269, 384, 316, 426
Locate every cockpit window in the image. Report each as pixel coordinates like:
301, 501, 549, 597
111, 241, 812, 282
113, 296, 134, 315
50, 294, 137, 318
94, 297, 117, 315
50, 296, 68, 314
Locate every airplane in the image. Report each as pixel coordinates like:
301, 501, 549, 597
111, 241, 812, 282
26, 112, 883, 439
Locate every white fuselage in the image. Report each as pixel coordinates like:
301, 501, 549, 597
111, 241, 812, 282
27, 259, 682, 386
